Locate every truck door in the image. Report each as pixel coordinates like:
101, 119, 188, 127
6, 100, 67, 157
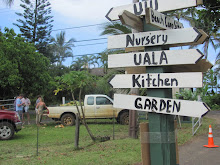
84, 96, 95, 118
95, 96, 114, 118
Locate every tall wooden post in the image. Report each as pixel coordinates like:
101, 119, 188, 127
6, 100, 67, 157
143, 22, 176, 164
128, 0, 144, 139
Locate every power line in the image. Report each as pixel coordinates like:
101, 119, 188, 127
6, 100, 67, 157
51, 23, 105, 32
74, 37, 107, 43
74, 42, 107, 47
74, 52, 101, 57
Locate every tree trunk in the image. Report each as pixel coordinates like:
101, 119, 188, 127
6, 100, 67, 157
71, 89, 96, 142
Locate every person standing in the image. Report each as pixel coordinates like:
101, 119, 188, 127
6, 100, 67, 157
22, 95, 31, 125
36, 98, 48, 126
16, 94, 24, 119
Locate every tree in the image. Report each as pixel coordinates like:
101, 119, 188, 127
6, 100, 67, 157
14, 0, 53, 55
0, 28, 51, 98
54, 71, 96, 142
100, 22, 131, 36
50, 31, 75, 65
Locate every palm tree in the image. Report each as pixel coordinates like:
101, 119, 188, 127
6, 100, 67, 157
51, 31, 75, 65
71, 57, 84, 71
167, 7, 220, 59
100, 22, 131, 36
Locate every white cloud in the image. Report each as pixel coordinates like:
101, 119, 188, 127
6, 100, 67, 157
51, 0, 131, 23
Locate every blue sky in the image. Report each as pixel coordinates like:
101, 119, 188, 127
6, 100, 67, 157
0, 0, 217, 67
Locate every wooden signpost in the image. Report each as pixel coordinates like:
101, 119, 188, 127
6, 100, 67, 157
114, 94, 210, 118
106, 0, 210, 165
109, 72, 203, 89
108, 49, 204, 68
106, 0, 203, 21
145, 8, 184, 29
108, 27, 208, 49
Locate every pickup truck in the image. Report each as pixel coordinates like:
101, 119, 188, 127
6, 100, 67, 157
0, 110, 22, 140
47, 95, 129, 126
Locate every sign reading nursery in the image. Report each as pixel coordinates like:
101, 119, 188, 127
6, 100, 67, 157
113, 94, 210, 118
108, 28, 206, 49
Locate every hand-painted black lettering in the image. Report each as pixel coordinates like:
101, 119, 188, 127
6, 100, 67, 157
153, 79, 157, 87
146, 74, 152, 87
144, 98, 151, 110
162, 35, 168, 44
151, 10, 155, 22
134, 2, 143, 15
154, 0, 158, 10
145, 36, 150, 45
151, 99, 158, 111
134, 53, 141, 65
142, 76, 145, 87
143, 53, 151, 65
173, 101, 181, 112
135, 97, 143, 109
171, 78, 178, 86
160, 51, 168, 64
141, 37, 146, 45
166, 100, 172, 113
132, 74, 141, 87
157, 35, 161, 43
157, 74, 163, 87
160, 99, 166, 111
164, 78, 170, 86
152, 52, 157, 64
126, 34, 135, 47
136, 38, 141, 45
151, 35, 156, 44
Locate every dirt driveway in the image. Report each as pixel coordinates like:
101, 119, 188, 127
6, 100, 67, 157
179, 111, 220, 165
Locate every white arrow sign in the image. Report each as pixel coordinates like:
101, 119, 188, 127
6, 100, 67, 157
109, 72, 203, 88
108, 28, 207, 49
113, 94, 210, 118
145, 8, 184, 29
106, 0, 203, 21
108, 49, 203, 68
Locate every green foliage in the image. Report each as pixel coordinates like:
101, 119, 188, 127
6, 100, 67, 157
100, 22, 132, 36
13, 0, 53, 55
203, 94, 220, 110
0, 28, 51, 98
54, 71, 94, 96
50, 31, 75, 65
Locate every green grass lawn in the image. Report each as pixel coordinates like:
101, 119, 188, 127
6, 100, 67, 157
0, 117, 216, 165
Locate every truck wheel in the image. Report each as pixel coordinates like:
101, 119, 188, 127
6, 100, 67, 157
120, 112, 129, 125
0, 122, 15, 140
61, 114, 75, 126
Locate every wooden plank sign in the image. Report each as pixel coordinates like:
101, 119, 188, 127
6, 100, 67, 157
108, 49, 203, 68
145, 8, 184, 29
119, 10, 143, 32
113, 94, 210, 118
108, 72, 203, 88
106, 0, 203, 21
108, 28, 208, 49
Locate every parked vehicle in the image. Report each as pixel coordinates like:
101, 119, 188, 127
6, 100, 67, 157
0, 110, 22, 140
47, 95, 129, 126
